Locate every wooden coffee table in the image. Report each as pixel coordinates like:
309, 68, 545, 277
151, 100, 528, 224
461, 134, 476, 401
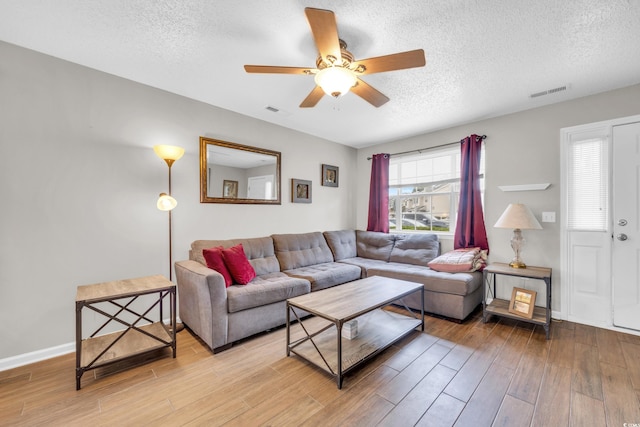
286, 276, 424, 389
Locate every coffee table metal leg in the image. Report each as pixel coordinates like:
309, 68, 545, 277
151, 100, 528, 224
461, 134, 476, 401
286, 303, 291, 356
337, 321, 342, 389
421, 286, 425, 331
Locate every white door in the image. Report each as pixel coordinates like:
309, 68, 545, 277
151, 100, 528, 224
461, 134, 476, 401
612, 121, 640, 331
247, 175, 274, 199
562, 130, 611, 326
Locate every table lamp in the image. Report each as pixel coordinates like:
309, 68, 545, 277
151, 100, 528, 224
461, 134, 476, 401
494, 203, 542, 268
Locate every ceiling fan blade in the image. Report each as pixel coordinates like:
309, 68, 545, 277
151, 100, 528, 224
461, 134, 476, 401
304, 7, 341, 62
352, 49, 426, 75
300, 86, 325, 108
351, 78, 390, 107
244, 65, 314, 75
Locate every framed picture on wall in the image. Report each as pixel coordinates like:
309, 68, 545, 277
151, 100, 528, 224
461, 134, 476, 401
508, 287, 537, 319
222, 180, 238, 198
322, 164, 339, 187
292, 179, 312, 203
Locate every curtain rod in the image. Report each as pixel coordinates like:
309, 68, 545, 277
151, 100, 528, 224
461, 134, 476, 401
367, 134, 486, 160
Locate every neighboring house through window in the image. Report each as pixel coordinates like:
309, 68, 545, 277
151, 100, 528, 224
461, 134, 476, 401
388, 144, 485, 233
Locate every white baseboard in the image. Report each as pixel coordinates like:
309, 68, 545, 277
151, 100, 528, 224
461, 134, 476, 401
563, 315, 640, 336
0, 342, 75, 372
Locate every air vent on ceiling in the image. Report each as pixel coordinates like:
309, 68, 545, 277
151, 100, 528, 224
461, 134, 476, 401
530, 85, 569, 98
264, 105, 291, 117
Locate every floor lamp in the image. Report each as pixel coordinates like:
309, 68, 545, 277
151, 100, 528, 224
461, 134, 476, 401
153, 145, 185, 281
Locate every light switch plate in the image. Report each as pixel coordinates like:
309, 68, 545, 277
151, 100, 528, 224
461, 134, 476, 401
542, 211, 556, 222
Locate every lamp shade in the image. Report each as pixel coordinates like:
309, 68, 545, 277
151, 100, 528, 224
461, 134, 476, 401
157, 193, 177, 211
314, 66, 357, 98
494, 203, 542, 230
153, 145, 185, 162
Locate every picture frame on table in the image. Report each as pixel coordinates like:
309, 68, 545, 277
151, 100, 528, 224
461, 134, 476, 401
292, 179, 312, 203
222, 180, 238, 198
508, 287, 537, 319
322, 164, 339, 187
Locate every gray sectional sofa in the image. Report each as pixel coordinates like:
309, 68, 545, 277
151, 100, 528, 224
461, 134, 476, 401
175, 230, 482, 353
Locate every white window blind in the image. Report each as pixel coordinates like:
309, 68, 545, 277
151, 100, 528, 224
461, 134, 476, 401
390, 147, 460, 187
567, 138, 608, 230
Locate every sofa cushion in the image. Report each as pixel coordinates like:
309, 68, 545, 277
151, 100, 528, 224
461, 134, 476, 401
190, 237, 281, 276
367, 262, 482, 296
389, 233, 440, 266
202, 246, 233, 287
283, 262, 362, 292
428, 248, 487, 273
226, 272, 310, 313
355, 230, 395, 261
272, 232, 334, 270
338, 257, 388, 276
323, 230, 357, 260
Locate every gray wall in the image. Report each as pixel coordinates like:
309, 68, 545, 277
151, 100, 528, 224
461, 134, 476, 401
2, 37, 639, 362
0, 41, 357, 360
357, 83, 640, 313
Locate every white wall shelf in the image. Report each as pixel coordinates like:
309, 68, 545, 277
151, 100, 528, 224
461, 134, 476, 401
498, 183, 550, 192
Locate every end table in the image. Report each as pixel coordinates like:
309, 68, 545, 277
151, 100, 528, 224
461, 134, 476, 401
482, 263, 552, 339
75, 275, 176, 389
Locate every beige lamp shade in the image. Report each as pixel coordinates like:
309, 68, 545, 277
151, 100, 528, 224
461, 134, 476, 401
157, 193, 177, 211
494, 203, 542, 230
153, 145, 185, 167
494, 203, 541, 268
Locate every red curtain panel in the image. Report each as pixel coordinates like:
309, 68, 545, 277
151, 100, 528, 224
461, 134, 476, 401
454, 135, 489, 252
367, 153, 390, 233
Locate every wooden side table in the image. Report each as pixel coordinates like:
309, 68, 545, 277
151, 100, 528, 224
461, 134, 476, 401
75, 275, 176, 390
482, 263, 552, 339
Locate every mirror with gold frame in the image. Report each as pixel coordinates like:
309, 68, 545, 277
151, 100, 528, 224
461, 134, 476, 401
200, 137, 281, 205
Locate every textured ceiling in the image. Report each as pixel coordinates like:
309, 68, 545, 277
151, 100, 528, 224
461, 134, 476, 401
1, 1, 639, 148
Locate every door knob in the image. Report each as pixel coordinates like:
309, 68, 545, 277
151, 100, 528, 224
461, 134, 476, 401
617, 233, 628, 241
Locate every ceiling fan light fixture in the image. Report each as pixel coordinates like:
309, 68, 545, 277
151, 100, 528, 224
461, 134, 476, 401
244, 8, 425, 108
314, 66, 357, 98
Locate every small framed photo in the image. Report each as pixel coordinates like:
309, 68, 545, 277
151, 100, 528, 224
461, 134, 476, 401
508, 287, 537, 319
292, 179, 312, 203
322, 164, 339, 187
222, 180, 238, 198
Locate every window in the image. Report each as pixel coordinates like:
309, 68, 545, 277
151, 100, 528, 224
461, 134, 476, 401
388, 144, 485, 233
567, 138, 608, 231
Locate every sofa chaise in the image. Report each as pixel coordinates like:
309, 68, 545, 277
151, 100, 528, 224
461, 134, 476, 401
175, 230, 483, 353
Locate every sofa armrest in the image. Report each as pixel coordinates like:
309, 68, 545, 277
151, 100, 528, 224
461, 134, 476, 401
175, 260, 229, 351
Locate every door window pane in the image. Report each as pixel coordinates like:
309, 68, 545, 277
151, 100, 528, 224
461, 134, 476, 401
567, 138, 608, 231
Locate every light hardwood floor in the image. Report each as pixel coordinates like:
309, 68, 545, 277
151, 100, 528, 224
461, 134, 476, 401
2, 308, 640, 426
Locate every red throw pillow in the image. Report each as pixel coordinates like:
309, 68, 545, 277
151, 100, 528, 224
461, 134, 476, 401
202, 246, 233, 287
222, 243, 256, 285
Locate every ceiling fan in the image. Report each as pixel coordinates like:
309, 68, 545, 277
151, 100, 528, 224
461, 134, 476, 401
244, 7, 426, 108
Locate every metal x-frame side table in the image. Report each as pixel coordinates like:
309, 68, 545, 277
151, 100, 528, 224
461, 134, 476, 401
482, 263, 552, 339
75, 275, 176, 390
